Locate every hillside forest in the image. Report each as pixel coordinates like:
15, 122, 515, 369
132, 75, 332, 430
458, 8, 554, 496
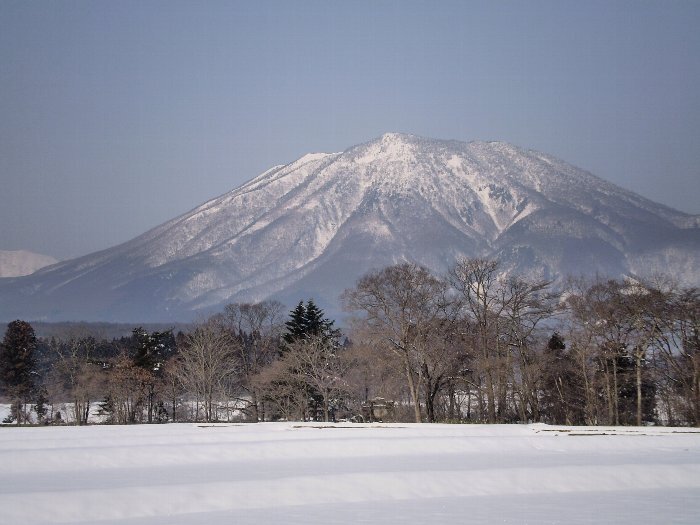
1, 258, 698, 427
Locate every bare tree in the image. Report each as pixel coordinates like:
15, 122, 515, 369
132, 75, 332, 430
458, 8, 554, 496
565, 278, 660, 426
652, 287, 700, 426
104, 352, 151, 424
175, 319, 240, 422
501, 275, 560, 422
343, 263, 451, 422
448, 258, 559, 423
47, 336, 104, 425
341, 324, 409, 420
253, 358, 309, 421
448, 258, 511, 423
282, 334, 351, 422
161, 357, 187, 422
223, 301, 283, 421
563, 277, 606, 425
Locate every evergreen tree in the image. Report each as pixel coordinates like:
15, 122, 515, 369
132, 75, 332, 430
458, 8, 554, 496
547, 332, 566, 354
130, 327, 173, 423
132, 327, 172, 371
34, 386, 49, 424
0, 320, 38, 425
284, 301, 308, 345
283, 299, 339, 346
303, 299, 339, 342
97, 394, 116, 424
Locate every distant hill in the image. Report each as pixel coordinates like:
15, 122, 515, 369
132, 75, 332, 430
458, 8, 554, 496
0, 133, 697, 322
16, 321, 193, 341
0, 250, 58, 278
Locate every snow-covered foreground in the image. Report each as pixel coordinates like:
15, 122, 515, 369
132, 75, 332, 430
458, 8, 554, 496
0, 423, 699, 524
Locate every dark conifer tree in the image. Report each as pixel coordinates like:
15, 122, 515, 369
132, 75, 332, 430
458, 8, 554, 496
547, 332, 566, 354
34, 386, 49, 424
130, 327, 173, 423
0, 320, 38, 425
284, 301, 308, 345
132, 327, 173, 371
97, 394, 117, 424
283, 300, 339, 346
303, 299, 339, 342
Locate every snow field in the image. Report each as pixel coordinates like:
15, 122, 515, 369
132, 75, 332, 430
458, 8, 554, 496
0, 423, 698, 524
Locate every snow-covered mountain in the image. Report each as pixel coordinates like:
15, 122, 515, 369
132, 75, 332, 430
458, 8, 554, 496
1, 133, 698, 322
0, 250, 58, 278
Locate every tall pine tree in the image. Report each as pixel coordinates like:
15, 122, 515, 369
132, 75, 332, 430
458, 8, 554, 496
303, 299, 339, 341
284, 301, 309, 345
283, 299, 339, 346
0, 320, 37, 425
130, 327, 173, 423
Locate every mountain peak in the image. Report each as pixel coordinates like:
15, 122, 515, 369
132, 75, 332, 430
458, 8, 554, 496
377, 131, 416, 143
350, 132, 423, 166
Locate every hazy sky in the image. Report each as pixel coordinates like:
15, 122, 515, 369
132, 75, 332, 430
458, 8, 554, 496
1, 1, 699, 260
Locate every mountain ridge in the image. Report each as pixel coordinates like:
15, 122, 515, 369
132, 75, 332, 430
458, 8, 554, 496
1, 133, 698, 322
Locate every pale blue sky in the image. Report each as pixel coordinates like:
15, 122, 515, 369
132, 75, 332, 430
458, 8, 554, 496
1, 1, 699, 259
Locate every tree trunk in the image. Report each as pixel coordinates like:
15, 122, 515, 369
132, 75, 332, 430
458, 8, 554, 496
404, 355, 422, 423
147, 386, 154, 424
447, 383, 456, 421
423, 363, 437, 423
693, 367, 700, 427
250, 390, 260, 422
613, 359, 619, 426
636, 350, 643, 426
485, 370, 497, 424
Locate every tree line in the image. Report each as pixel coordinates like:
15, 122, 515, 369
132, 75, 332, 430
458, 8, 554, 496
1, 258, 698, 426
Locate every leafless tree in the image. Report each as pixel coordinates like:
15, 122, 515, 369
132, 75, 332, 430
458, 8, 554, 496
341, 324, 409, 419
47, 336, 104, 425
283, 334, 351, 422
161, 357, 187, 422
565, 278, 660, 426
651, 287, 700, 426
448, 258, 507, 422
343, 263, 452, 422
448, 258, 559, 423
175, 318, 240, 422
253, 358, 310, 421
223, 301, 283, 421
501, 276, 560, 422
104, 352, 151, 424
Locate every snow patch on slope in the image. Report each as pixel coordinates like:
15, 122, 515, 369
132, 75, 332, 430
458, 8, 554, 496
0, 250, 58, 277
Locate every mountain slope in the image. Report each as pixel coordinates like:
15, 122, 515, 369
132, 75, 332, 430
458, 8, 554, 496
1, 133, 698, 322
0, 250, 58, 278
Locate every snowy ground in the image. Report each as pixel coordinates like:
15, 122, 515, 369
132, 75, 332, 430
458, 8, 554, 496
0, 422, 698, 525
